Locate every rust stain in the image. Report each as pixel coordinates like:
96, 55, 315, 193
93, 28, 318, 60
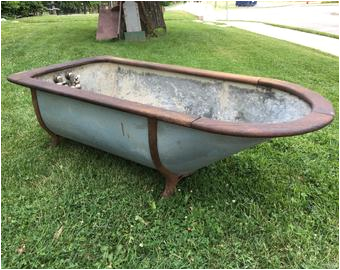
148, 118, 182, 197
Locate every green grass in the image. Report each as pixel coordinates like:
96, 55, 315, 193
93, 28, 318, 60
1, 12, 339, 269
262, 22, 339, 39
217, 19, 339, 39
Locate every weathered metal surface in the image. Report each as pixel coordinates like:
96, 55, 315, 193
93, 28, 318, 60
258, 78, 334, 115
124, 31, 146, 41
96, 6, 120, 40
114, 66, 311, 123
148, 118, 175, 176
36, 90, 154, 168
42, 64, 311, 123
157, 121, 265, 174
31, 89, 60, 146
148, 118, 182, 197
122, 2, 146, 41
123, 1, 142, 32
7, 56, 333, 138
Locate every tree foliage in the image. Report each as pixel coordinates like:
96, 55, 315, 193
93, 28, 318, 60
1, 1, 100, 18
46, 1, 100, 15
1, 1, 44, 17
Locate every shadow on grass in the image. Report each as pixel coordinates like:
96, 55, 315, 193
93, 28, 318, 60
47, 136, 270, 204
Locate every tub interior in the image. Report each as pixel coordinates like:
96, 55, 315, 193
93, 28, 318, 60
37, 62, 311, 124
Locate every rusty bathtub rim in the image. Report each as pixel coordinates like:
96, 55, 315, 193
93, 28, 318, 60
7, 55, 334, 138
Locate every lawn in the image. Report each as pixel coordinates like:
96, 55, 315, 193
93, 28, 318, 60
1, 11, 339, 268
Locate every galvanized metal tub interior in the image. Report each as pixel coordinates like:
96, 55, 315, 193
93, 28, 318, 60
38, 62, 312, 125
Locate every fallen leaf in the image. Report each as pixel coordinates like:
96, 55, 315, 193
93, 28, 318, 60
53, 225, 64, 240
135, 215, 148, 226
16, 244, 25, 255
149, 201, 156, 210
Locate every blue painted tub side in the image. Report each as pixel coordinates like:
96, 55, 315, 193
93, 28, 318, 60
37, 90, 267, 175
157, 122, 266, 174
37, 90, 155, 169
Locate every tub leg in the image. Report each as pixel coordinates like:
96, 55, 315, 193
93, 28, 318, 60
148, 118, 184, 197
162, 175, 182, 198
50, 135, 61, 146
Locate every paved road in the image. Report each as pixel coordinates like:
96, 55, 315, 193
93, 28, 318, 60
169, 2, 339, 35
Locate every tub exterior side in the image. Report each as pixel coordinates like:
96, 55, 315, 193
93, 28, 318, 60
35, 90, 155, 169
34, 89, 266, 177
157, 121, 266, 175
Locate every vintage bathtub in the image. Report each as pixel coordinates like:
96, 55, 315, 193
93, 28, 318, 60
8, 56, 334, 197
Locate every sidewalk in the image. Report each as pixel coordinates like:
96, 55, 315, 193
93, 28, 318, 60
223, 21, 339, 56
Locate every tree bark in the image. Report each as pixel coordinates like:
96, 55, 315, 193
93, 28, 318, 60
116, 1, 166, 39
83, 2, 87, 14
136, 1, 166, 36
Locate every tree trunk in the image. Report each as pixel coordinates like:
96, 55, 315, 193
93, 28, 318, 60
83, 2, 87, 14
103, 1, 166, 40
51, 1, 56, 15
136, 1, 166, 36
